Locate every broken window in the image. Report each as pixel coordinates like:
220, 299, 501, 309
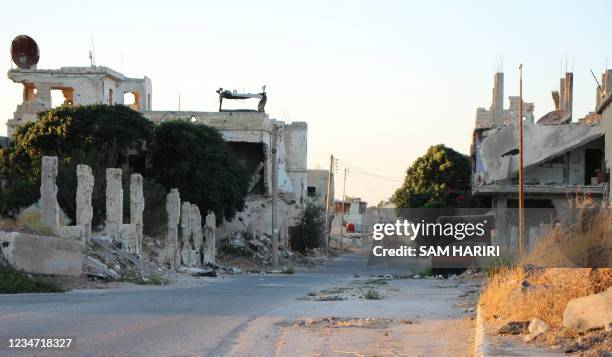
227, 142, 266, 195
23, 83, 37, 102
123, 92, 140, 111
307, 186, 317, 197
50, 87, 74, 108
585, 149, 604, 185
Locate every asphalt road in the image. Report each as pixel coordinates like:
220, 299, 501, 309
0, 254, 470, 357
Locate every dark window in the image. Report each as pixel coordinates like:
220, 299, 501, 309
307, 186, 316, 197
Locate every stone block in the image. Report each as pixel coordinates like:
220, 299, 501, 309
563, 287, 612, 332
0, 232, 84, 276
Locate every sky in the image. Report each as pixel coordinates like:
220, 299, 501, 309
1, 0, 610, 204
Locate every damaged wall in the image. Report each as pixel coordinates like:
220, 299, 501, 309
6, 66, 151, 138
474, 123, 603, 184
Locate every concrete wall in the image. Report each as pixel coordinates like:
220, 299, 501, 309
0, 231, 84, 276
306, 169, 331, 208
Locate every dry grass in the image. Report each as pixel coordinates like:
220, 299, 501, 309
520, 210, 611, 268
480, 210, 612, 329
0, 217, 17, 231
480, 267, 612, 328
14, 209, 54, 236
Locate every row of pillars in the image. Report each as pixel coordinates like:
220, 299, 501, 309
165, 189, 216, 270
40, 156, 144, 254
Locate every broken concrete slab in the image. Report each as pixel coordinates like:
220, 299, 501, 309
563, 287, 612, 332
0, 231, 83, 276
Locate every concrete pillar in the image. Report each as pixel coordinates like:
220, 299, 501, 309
559, 78, 565, 111
76, 164, 94, 246
493, 72, 504, 127
564, 72, 573, 120
130, 174, 144, 255
105, 168, 123, 226
191, 204, 203, 265
40, 156, 60, 231
494, 196, 508, 252
180, 202, 192, 266
166, 188, 180, 269
204, 212, 216, 264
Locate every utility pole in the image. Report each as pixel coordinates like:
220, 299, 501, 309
518, 64, 526, 256
271, 124, 279, 267
339, 167, 347, 249
324, 155, 334, 249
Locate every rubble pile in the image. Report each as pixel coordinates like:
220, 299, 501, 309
219, 232, 326, 268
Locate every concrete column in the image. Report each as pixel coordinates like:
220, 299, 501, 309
166, 189, 180, 269
493, 72, 504, 127
40, 156, 60, 232
559, 78, 566, 111
564, 72, 573, 120
130, 174, 144, 255
494, 195, 508, 252
204, 212, 216, 264
105, 168, 123, 226
191, 204, 203, 265
76, 164, 94, 245
180, 202, 192, 266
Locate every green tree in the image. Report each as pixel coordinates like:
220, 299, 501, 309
0, 105, 155, 221
391, 144, 471, 208
290, 204, 324, 253
149, 121, 249, 224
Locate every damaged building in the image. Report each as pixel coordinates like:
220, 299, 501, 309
472, 71, 609, 252
4, 36, 313, 247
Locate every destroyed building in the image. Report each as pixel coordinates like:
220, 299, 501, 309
472, 71, 609, 252
595, 70, 612, 205
6, 66, 151, 138
4, 36, 313, 246
306, 169, 333, 208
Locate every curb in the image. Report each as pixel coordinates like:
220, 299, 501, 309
474, 304, 492, 357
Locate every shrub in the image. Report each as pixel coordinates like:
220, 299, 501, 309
0, 265, 65, 293
290, 204, 325, 253
150, 121, 250, 224
364, 289, 383, 300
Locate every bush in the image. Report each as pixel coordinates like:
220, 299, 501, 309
0, 105, 154, 222
290, 204, 325, 253
364, 289, 383, 300
150, 121, 250, 224
0, 265, 65, 293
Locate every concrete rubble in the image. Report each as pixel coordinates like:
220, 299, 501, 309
0, 231, 84, 276
563, 287, 612, 332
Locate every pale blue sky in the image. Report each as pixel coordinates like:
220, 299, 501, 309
1, 0, 610, 203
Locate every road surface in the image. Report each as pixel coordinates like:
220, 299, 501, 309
0, 254, 475, 356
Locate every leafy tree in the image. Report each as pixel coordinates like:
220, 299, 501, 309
0, 105, 155, 221
290, 204, 324, 253
391, 144, 471, 208
150, 121, 249, 224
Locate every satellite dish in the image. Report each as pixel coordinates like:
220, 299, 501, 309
11, 35, 39, 69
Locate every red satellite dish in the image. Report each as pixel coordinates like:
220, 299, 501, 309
11, 35, 39, 69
